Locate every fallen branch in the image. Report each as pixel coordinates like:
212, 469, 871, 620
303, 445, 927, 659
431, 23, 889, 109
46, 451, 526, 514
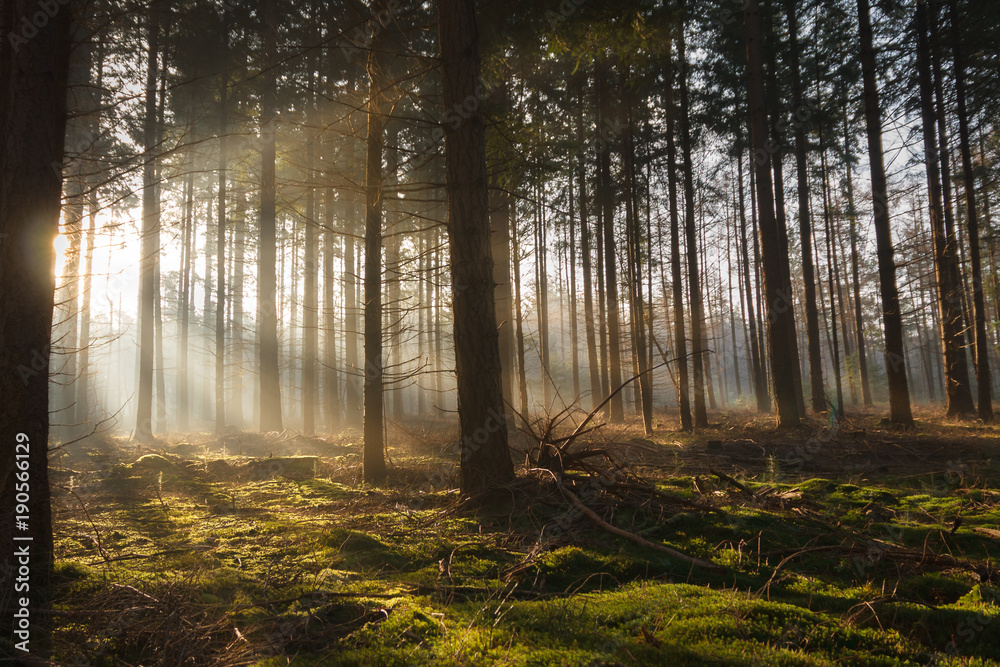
534, 468, 724, 574
710, 469, 753, 497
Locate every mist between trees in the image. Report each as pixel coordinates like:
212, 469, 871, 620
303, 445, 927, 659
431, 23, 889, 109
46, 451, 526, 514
27, 0, 1000, 455
3, 0, 1000, 479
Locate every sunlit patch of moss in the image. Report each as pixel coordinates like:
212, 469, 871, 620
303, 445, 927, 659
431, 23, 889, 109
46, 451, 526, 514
54, 560, 93, 581
958, 584, 1000, 608
320, 527, 412, 572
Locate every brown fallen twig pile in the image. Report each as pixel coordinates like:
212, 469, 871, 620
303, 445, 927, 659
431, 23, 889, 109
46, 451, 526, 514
502, 370, 725, 577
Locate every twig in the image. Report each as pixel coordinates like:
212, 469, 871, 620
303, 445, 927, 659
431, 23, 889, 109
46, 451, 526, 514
556, 362, 669, 449
111, 583, 161, 604
58, 484, 111, 562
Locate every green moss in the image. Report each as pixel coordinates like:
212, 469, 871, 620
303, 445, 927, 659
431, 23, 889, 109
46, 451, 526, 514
54, 560, 92, 581
48, 434, 1000, 666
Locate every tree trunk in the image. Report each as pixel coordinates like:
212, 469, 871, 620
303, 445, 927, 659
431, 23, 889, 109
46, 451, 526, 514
289, 222, 300, 427
0, 0, 71, 654
726, 194, 742, 397
78, 185, 97, 427
77, 39, 103, 428
597, 64, 624, 422
303, 109, 318, 435
930, 12, 973, 381
569, 167, 581, 402
843, 120, 873, 407
136, 4, 160, 439
489, 148, 514, 427
915, 0, 975, 418
438, 0, 514, 494
178, 169, 194, 430
700, 202, 718, 411
820, 149, 844, 415
536, 187, 552, 409
833, 208, 857, 406
744, 0, 799, 426
434, 225, 446, 402
344, 134, 361, 429
738, 155, 767, 412
749, 162, 768, 399
232, 190, 246, 425
363, 27, 386, 483
324, 84, 340, 432
595, 164, 611, 407
203, 195, 214, 422
679, 26, 708, 428
786, 0, 825, 415
665, 36, 692, 430
385, 123, 403, 421
259, 0, 283, 432
620, 64, 652, 433
153, 224, 166, 433
576, 77, 602, 412
57, 163, 83, 442
216, 43, 228, 434
512, 210, 529, 418
55, 28, 92, 440
857, 0, 913, 424
766, 2, 805, 419
950, 0, 991, 421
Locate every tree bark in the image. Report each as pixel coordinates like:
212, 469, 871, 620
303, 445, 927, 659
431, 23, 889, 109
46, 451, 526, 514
679, 23, 708, 428
303, 99, 318, 435
726, 192, 742, 398
178, 168, 194, 430
324, 63, 340, 432
385, 123, 403, 421
744, 0, 799, 426
438, 0, 514, 494
344, 132, 361, 429
621, 65, 652, 434
766, 1, 805, 419
489, 148, 514, 428
950, 0, 991, 421
363, 20, 386, 483
77, 38, 103, 428
665, 36, 692, 430
576, 76, 602, 412
513, 210, 529, 418
786, 0, 825, 415
843, 121, 873, 407
232, 190, 246, 425
0, 0, 71, 655
915, 0, 975, 418
820, 149, 844, 415
535, 186, 552, 409
596, 63, 624, 422
216, 36, 228, 434
738, 154, 767, 412
259, 0, 283, 432
856, 0, 912, 424
136, 4, 160, 439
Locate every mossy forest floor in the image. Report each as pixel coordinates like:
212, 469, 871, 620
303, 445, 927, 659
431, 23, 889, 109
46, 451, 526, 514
48, 407, 1000, 665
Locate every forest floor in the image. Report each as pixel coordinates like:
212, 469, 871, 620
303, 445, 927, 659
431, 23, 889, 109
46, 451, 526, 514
47, 406, 1000, 665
